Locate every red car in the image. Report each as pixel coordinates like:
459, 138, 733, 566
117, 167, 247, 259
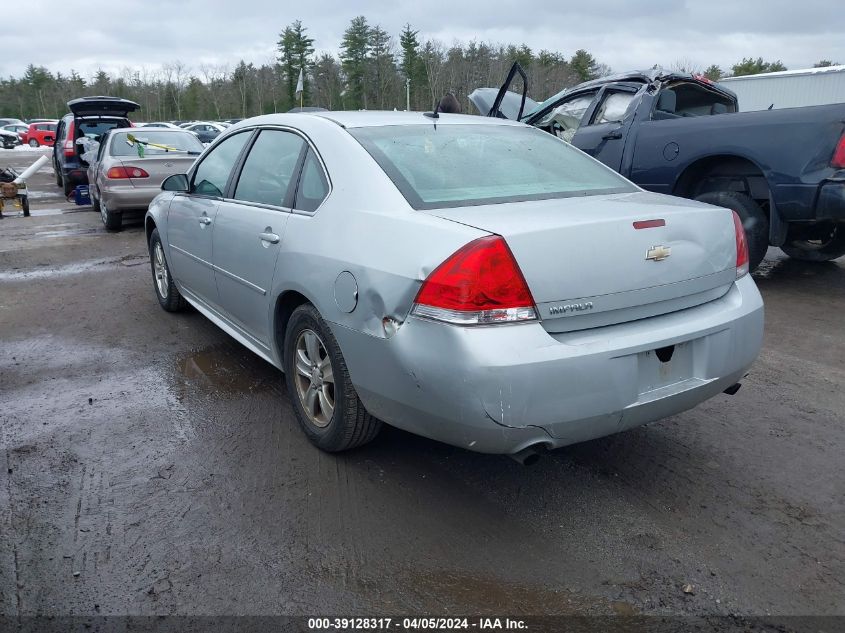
21, 121, 58, 147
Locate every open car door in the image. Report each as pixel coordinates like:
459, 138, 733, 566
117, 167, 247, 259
468, 62, 538, 120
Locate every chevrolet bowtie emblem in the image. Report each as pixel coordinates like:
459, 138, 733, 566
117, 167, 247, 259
646, 245, 671, 261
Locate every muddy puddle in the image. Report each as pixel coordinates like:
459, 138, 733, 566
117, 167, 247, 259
174, 344, 281, 399
399, 569, 630, 615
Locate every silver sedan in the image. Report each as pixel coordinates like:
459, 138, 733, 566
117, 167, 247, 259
144, 112, 764, 460
88, 128, 203, 230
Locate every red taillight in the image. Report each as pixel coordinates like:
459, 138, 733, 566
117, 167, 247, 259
106, 166, 149, 179
832, 133, 845, 169
733, 211, 749, 278
63, 139, 74, 157
412, 235, 537, 325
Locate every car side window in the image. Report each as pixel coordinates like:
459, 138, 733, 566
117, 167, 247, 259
294, 149, 329, 212
190, 131, 250, 197
536, 93, 598, 142
589, 91, 636, 125
233, 129, 305, 207
652, 83, 736, 120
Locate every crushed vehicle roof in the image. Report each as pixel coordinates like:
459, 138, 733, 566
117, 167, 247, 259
526, 69, 737, 119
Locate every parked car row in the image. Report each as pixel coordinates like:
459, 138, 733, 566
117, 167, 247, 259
0, 118, 59, 147
137, 119, 238, 143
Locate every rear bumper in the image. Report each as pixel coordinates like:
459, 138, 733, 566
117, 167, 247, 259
61, 165, 88, 187
332, 275, 764, 455
774, 177, 845, 222
101, 184, 160, 212
815, 179, 845, 221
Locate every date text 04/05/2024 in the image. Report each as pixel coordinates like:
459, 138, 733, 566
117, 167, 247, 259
307, 617, 528, 630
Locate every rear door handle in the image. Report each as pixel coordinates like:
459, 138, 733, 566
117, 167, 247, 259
259, 232, 280, 244
198, 216, 212, 226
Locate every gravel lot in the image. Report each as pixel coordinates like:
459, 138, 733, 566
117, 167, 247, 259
1, 147, 843, 621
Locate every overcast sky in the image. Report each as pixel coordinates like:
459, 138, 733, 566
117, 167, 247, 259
4, 0, 844, 79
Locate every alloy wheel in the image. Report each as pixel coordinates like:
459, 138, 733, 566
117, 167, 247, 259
153, 242, 169, 299
293, 329, 335, 428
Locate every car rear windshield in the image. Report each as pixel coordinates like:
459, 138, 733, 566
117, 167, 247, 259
350, 124, 635, 210
110, 131, 204, 156
77, 119, 129, 140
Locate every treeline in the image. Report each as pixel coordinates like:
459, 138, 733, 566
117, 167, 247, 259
0, 17, 607, 121
1, 15, 835, 121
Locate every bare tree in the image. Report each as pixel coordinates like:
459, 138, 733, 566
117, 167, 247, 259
199, 63, 229, 119
670, 58, 702, 76
163, 60, 190, 119
420, 39, 446, 108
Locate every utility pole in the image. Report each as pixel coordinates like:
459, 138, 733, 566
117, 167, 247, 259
406, 77, 411, 111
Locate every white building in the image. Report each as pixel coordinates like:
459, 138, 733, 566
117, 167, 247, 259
718, 65, 845, 111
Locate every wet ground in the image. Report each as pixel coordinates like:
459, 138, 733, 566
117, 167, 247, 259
1, 148, 843, 619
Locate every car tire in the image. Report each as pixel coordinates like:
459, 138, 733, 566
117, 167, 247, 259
62, 174, 74, 198
148, 228, 187, 312
28, 139, 39, 148
54, 162, 62, 187
21, 196, 29, 217
284, 304, 382, 452
100, 200, 122, 231
780, 223, 845, 262
694, 191, 769, 272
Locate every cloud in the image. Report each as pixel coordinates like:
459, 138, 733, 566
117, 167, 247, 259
2, 0, 843, 79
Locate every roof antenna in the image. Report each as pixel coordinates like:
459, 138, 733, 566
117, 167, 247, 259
423, 103, 440, 129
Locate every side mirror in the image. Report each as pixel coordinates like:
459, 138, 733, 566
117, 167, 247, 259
162, 173, 189, 192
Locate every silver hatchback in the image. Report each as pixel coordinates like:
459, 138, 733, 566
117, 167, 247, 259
145, 112, 764, 459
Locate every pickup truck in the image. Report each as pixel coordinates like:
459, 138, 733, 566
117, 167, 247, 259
471, 66, 845, 270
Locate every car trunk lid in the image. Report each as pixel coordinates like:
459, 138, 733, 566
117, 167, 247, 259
68, 96, 140, 118
423, 191, 738, 333
118, 155, 197, 187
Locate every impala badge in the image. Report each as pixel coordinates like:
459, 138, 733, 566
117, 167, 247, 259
646, 245, 671, 261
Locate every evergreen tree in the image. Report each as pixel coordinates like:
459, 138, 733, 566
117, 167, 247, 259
703, 64, 723, 80
731, 57, 787, 76
277, 20, 315, 107
340, 16, 371, 109
368, 25, 395, 109
399, 24, 425, 109
569, 49, 599, 82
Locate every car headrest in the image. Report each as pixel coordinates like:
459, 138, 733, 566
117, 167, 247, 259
656, 90, 677, 113
711, 102, 728, 115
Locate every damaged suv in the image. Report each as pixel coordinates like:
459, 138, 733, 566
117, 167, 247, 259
52, 96, 138, 197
